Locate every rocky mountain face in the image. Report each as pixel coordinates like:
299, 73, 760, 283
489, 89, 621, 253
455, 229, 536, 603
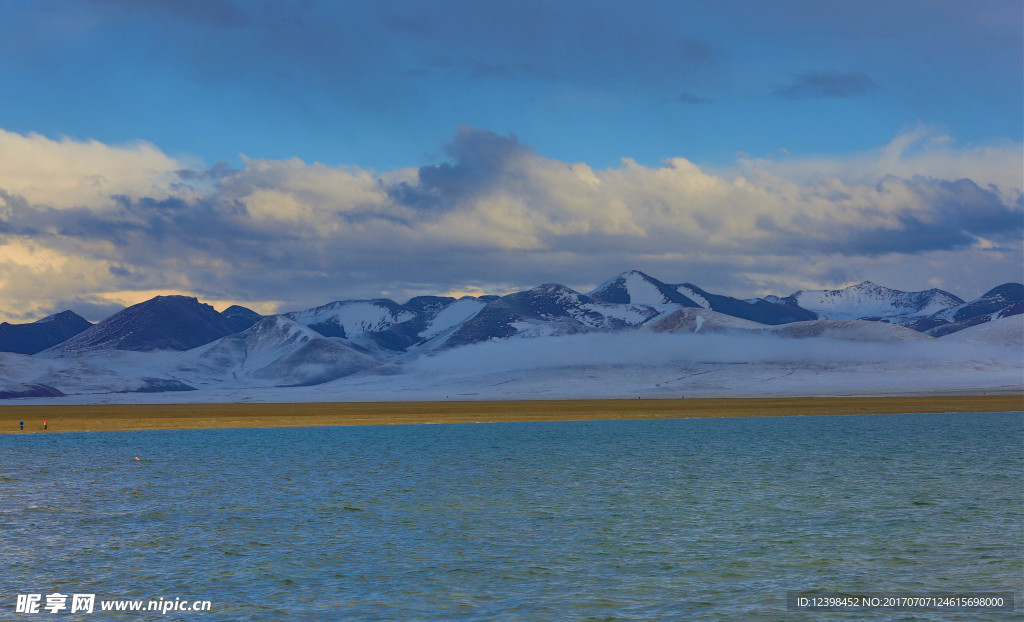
46, 296, 238, 354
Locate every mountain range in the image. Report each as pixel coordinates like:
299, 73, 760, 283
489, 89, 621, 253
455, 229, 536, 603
0, 270, 1020, 401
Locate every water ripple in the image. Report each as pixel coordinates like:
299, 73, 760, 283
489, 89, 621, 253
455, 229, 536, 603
0, 412, 1020, 620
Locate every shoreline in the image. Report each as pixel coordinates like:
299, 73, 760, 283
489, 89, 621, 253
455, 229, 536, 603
1, 395, 1021, 434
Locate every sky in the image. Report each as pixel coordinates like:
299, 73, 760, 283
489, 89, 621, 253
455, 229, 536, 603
0, 0, 1021, 322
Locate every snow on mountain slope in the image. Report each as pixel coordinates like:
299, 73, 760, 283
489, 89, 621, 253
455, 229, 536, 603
303, 329, 1019, 402
0, 351, 54, 385
441, 283, 664, 349
0, 349, 193, 396
940, 313, 1024, 349
0, 316, 380, 396
675, 285, 710, 309
784, 282, 963, 321
614, 271, 678, 304
3, 273, 1021, 403
7, 321, 1020, 404
933, 283, 1024, 322
592, 271, 815, 325
35, 360, 194, 395
770, 319, 933, 343
285, 299, 416, 339
588, 270, 698, 305
176, 316, 378, 387
648, 308, 768, 333
677, 283, 818, 325
583, 301, 667, 326
923, 284, 1024, 336
419, 298, 487, 339
648, 310, 933, 343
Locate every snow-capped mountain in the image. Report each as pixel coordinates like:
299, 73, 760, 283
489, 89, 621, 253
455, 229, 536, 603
365, 296, 489, 353
46, 296, 238, 354
176, 315, 378, 387
935, 283, 1024, 322
1, 271, 1020, 401
0, 315, 381, 397
941, 313, 1023, 349
588, 270, 699, 305
675, 282, 817, 325
647, 308, 769, 334
443, 283, 662, 349
780, 281, 964, 323
923, 283, 1024, 336
285, 298, 416, 339
283, 295, 494, 355
0, 310, 91, 354
589, 271, 815, 325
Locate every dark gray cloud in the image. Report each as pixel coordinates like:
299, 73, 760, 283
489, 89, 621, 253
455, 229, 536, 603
774, 71, 878, 99
390, 127, 532, 209
807, 177, 1022, 256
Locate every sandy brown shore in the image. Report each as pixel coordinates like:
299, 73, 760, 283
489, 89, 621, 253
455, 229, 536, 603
1, 395, 1021, 433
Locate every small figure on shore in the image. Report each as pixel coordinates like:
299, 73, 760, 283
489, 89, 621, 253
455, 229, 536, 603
43, 419, 47, 430
19, 420, 23, 431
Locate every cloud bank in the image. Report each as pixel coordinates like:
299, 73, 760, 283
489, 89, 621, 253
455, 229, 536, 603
0, 125, 1020, 321
407, 330, 1017, 377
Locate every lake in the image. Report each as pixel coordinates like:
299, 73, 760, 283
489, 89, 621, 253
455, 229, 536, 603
2, 411, 1021, 620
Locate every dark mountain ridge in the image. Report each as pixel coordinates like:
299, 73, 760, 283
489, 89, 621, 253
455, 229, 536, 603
0, 311, 92, 354
47, 295, 238, 354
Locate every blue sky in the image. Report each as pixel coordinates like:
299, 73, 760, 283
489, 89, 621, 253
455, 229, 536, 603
0, 0, 1020, 321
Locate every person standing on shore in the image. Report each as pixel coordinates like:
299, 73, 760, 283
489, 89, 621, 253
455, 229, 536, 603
19, 420, 23, 431
43, 419, 47, 430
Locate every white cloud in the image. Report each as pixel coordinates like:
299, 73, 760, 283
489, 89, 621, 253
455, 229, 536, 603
0, 129, 187, 209
742, 124, 1024, 203
0, 126, 1019, 322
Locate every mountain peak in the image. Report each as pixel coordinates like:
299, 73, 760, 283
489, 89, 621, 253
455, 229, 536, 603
35, 310, 85, 324
48, 294, 237, 353
0, 310, 92, 355
221, 305, 263, 332
589, 271, 696, 306
786, 282, 962, 321
532, 282, 581, 294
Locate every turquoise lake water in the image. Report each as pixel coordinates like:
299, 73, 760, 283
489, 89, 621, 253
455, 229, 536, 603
2, 411, 1022, 620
